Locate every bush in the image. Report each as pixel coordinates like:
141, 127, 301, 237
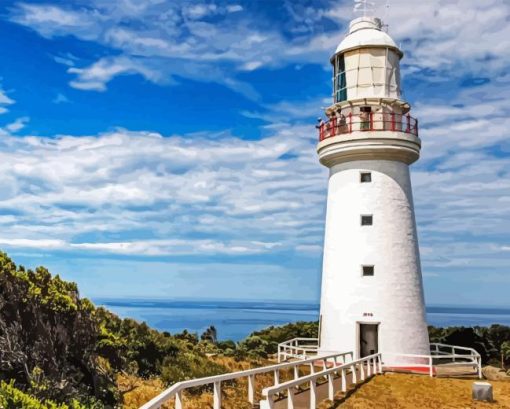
0, 380, 89, 409
244, 321, 319, 355
160, 352, 226, 385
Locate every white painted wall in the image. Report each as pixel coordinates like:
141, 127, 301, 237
318, 160, 430, 362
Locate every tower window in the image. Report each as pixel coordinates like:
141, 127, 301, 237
360, 172, 372, 183
361, 215, 373, 226
362, 266, 375, 276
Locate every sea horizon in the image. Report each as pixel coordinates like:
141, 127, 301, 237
94, 297, 510, 341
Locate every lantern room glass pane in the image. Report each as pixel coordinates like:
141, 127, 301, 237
335, 55, 347, 102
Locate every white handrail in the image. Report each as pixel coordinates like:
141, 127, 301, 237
278, 337, 319, 362
139, 350, 351, 409
384, 345, 482, 379
260, 353, 383, 409
430, 342, 480, 356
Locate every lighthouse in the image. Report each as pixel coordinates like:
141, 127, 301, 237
316, 14, 430, 362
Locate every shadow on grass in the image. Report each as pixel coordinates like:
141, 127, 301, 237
321, 376, 376, 409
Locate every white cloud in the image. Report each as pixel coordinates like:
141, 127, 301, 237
10, 3, 102, 40
0, 237, 281, 256
0, 238, 66, 249
226, 5, 243, 13
184, 4, 217, 19
0, 88, 14, 114
0, 125, 324, 257
53, 93, 70, 104
5, 117, 29, 133
71, 239, 281, 256
10, 0, 508, 94
68, 56, 165, 91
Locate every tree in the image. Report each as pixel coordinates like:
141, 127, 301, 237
0, 253, 115, 405
200, 326, 218, 344
501, 341, 510, 370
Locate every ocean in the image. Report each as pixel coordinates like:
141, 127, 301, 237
94, 299, 510, 342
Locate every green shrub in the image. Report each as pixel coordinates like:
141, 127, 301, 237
159, 352, 226, 385
0, 380, 87, 409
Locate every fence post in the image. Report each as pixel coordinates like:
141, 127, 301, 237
478, 357, 482, 379
328, 374, 335, 400
341, 368, 347, 393
367, 359, 371, 377
360, 362, 365, 381
287, 387, 295, 409
175, 391, 183, 409
373, 356, 377, 374
351, 362, 357, 383
429, 357, 433, 377
452, 347, 456, 362
378, 355, 383, 374
260, 397, 274, 409
248, 375, 255, 404
309, 380, 317, 409
213, 381, 222, 409
274, 369, 279, 385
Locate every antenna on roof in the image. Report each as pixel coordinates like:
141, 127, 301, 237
382, 0, 390, 31
383, 0, 390, 19
353, 0, 376, 17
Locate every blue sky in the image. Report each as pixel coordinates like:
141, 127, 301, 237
0, 0, 509, 306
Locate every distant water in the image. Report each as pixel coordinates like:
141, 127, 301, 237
94, 299, 510, 341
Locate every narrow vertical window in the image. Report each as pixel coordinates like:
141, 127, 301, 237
360, 172, 372, 183
336, 55, 347, 102
361, 215, 373, 226
362, 266, 375, 276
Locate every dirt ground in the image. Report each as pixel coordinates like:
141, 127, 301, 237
335, 373, 510, 409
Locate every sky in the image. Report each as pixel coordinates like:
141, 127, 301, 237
0, 0, 509, 306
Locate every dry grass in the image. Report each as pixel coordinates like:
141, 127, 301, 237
119, 355, 284, 409
332, 373, 510, 409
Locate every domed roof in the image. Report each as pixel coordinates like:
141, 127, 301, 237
334, 16, 401, 56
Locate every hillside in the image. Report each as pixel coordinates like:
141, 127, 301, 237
0, 252, 229, 408
1, 250, 510, 408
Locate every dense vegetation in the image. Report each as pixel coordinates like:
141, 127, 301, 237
428, 325, 510, 369
0, 249, 509, 407
0, 252, 226, 408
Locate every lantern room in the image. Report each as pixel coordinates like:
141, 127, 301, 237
331, 16, 403, 104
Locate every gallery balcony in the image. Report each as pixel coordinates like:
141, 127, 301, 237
316, 112, 421, 167
318, 113, 419, 142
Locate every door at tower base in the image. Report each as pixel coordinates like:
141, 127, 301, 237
359, 323, 378, 357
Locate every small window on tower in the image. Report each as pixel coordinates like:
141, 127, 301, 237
360, 172, 372, 183
362, 266, 375, 276
361, 215, 373, 226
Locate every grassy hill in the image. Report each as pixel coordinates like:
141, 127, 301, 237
1, 250, 509, 408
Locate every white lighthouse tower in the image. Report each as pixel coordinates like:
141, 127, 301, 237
317, 11, 430, 362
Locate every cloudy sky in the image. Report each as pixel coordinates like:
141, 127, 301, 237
0, 0, 508, 305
